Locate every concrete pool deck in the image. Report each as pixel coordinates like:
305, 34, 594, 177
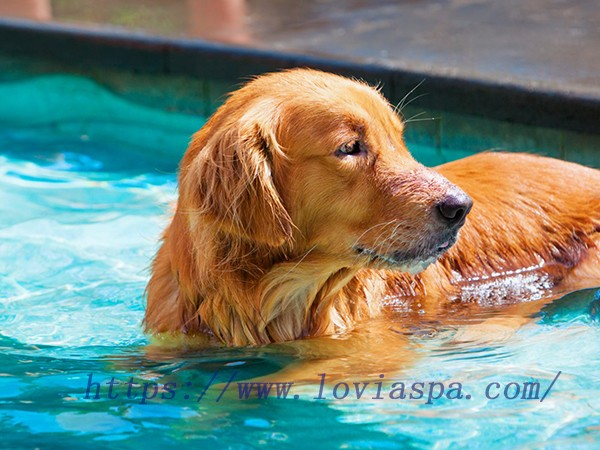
0, 0, 598, 137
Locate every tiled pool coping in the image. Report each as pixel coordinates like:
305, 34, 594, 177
0, 18, 598, 165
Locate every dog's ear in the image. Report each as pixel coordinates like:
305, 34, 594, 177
180, 115, 293, 247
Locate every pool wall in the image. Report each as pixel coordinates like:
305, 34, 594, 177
1, 18, 599, 167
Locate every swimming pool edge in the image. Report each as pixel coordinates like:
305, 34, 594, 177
0, 18, 598, 137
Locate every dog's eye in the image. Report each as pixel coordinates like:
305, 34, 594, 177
335, 140, 364, 157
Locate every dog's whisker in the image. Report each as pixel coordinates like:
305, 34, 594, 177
372, 221, 400, 252
393, 79, 426, 115
403, 116, 440, 125
350, 220, 400, 266
352, 221, 402, 267
281, 244, 319, 279
402, 111, 427, 123
350, 219, 398, 250
397, 93, 430, 118
379, 221, 404, 256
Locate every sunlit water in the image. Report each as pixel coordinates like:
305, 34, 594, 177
0, 76, 599, 449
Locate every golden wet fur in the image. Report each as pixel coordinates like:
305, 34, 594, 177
144, 69, 600, 347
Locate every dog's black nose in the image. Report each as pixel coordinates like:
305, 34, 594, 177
437, 193, 473, 226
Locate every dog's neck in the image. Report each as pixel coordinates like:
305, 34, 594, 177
184, 223, 388, 344
256, 252, 364, 342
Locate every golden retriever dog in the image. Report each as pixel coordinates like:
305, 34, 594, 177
144, 68, 600, 347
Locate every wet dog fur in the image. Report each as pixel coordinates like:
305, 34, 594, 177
144, 69, 600, 347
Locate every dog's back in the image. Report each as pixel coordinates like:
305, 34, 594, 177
415, 152, 600, 301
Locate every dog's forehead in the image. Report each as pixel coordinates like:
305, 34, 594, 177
240, 70, 407, 155
308, 77, 390, 114
282, 81, 400, 132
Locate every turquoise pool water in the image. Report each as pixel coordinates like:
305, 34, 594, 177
0, 75, 599, 449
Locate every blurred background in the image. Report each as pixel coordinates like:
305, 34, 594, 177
0, 0, 598, 95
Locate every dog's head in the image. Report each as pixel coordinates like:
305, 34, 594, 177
180, 69, 472, 274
